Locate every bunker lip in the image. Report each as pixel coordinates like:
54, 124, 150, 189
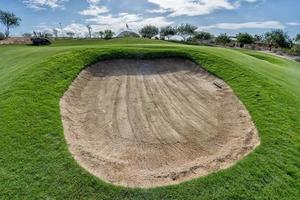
60, 58, 260, 188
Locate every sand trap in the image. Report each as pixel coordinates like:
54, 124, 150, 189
60, 58, 259, 188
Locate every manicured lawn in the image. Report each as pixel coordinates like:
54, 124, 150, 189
0, 38, 299, 199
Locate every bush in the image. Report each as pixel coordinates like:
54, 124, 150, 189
192, 31, 214, 43
291, 45, 300, 56
216, 33, 231, 46
236, 33, 254, 47
139, 25, 159, 39
31, 37, 51, 45
0, 32, 5, 40
192, 31, 214, 44
265, 29, 291, 48
104, 30, 115, 40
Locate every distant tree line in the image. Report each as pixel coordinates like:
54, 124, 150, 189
1, 9, 300, 56
139, 24, 297, 47
136, 24, 300, 56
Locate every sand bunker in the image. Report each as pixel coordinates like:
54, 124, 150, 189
60, 58, 259, 188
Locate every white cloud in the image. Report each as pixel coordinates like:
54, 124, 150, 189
234, 0, 264, 8
287, 22, 300, 26
79, 5, 109, 16
147, 0, 236, 16
63, 23, 89, 37
147, 0, 262, 16
197, 21, 285, 30
146, 8, 171, 14
79, 0, 109, 16
86, 0, 101, 4
244, 0, 259, 2
23, 0, 68, 10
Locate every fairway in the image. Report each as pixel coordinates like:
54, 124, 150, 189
0, 38, 300, 199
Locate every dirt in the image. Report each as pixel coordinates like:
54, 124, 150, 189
261, 50, 300, 62
0, 37, 32, 45
60, 58, 260, 188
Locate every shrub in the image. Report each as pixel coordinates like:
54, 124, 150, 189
290, 45, 300, 56
265, 29, 291, 48
104, 30, 115, 40
192, 31, 214, 42
236, 33, 254, 47
139, 25, 159, 39
216, 33, 231, 46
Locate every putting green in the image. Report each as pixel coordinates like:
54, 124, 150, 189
0, 38, 299, 199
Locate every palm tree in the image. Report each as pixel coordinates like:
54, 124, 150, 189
0, 10, 21, 38
86, 24, 92, 38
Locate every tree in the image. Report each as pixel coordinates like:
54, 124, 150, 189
192, 31, 214, 42
177, 23, 197, 41
254, 34, 263, 42
236, 33, 254, 47
52, 28, 59, 39
104, 29, 115, 40
86, 24, 92, 38
139, 25, 159, 39
160, 26, 176, 40
66, 31, 75, 38
295, 34, 300, 42
99, 31, 104, 39
216, 33, 231, 46
0, 10, 21, 38
264, 29, 291, 48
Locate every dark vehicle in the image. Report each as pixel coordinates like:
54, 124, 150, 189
31, 37, 51, 45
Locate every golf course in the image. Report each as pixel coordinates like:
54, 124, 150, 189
1, 38, 300, 199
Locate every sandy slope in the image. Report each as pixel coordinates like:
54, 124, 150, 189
60, 58, 259, 188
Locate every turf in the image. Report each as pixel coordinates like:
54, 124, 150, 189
0, 38, 299, 199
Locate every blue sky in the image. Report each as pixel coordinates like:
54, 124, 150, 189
0, 0, 299, 37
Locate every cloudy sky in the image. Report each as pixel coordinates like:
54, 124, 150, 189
0, 0, 299, 37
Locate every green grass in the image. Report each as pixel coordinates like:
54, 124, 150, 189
0, 38, 300, 199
